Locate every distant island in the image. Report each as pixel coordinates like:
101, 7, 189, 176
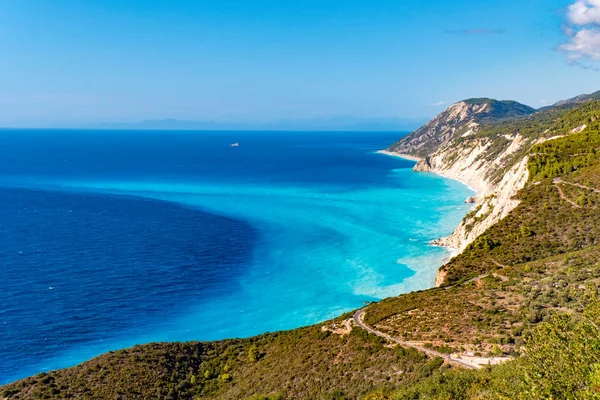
80, 116, 429, 132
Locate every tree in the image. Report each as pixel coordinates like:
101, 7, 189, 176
520, 225, 533, 238
248, 345, 260, 363
507, 298, 600, 399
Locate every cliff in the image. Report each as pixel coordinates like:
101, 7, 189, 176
386, 97, 597, 285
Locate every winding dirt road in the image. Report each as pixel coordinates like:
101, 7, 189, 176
352, 309, 479, 369
554, 178, 600, 193
553, 178, 582, 208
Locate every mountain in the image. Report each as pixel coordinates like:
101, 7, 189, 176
461, 98, 537, 119
3, 94, 600, 399
84, 116, 428, 132
552, 89, 600, 107
387, 99, 536, 158
536, 90, 600, 112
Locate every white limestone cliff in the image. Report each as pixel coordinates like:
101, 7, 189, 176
386, 99, 539, 286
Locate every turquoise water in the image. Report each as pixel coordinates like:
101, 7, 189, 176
0, 130, 473, 383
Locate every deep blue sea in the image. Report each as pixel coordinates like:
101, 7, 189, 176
0, 130, 473, 384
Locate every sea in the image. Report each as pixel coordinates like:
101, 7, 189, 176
0, 129, 473, 384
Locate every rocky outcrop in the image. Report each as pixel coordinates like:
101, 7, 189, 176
388, 99, 535, 158
434, 269, 447, 287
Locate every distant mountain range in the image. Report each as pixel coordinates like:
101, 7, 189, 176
82, 116, 429, 132
538, 90, 600, 111
79, 92, 600, 132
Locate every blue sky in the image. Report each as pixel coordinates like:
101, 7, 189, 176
0, 0, 599, 126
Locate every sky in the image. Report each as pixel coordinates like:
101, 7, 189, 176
0, 0, 599, 127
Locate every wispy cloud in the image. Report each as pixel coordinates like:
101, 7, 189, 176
443, 28, 504, 35
430, 101, 448, 107
567, 58, 600, 71
561, 26, 600, 59
560, 0, 600, 68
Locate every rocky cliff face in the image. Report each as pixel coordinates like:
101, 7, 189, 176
388, 99, 536, 158
410, 132, 530, 250
428, 153, 529, 251
387, 99, 538, 286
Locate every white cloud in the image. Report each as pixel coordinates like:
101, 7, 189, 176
430, 101, 448, 107
567, 0, 600, 26
561, 0, 600, 65
561, 28, 600, 59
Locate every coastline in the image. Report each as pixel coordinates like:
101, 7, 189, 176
378, 148, 479, 277
376, 149, 422, 162
377, 150, 481, 195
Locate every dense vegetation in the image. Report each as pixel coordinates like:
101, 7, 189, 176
1, 324, 450, 400
529, 103, 600, 180
3, 97, 600, 399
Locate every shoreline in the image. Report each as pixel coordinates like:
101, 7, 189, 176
379, 148, 480, 198
378, 148, 479, 267
376, 149, 422, 162
377, 150, 481, 195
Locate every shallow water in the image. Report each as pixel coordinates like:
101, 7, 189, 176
0, 130, 473, 383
